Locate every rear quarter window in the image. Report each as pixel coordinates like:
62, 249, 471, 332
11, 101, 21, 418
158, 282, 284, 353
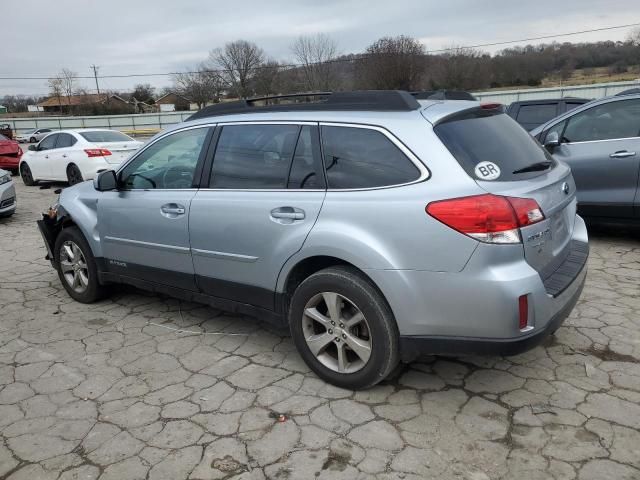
320, 126, 420, 189
434, 110, 555, 182
80, 131, 134, 143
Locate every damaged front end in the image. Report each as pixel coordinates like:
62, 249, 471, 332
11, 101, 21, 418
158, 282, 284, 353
36, 203, 66, 266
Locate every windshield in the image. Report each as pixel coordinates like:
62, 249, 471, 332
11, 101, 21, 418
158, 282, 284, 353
434, 110, 555, 181
0, 134, 8, 141
79, 130, 134, 143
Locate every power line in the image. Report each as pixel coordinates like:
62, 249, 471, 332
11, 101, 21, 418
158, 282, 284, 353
0, 21, 638, 81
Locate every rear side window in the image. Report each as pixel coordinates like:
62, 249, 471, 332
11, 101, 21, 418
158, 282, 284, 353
288, 126, 324, 189
434, 111, 555, 181
55, 133, 77, 148
320, 126, 419, 189
79, 131, 133, 143
516, 104, 557, 125
210, 124, 299, 189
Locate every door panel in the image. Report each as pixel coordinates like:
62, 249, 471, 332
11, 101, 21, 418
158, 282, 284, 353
97, 126, 212, 290
32, 134, 58, 179
190, 123, 326, 310
98, 190, 198, 289
190, 190, 325, 308
554, 138, 640, 218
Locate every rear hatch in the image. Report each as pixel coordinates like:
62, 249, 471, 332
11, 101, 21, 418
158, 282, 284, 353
432, 106, 579, 281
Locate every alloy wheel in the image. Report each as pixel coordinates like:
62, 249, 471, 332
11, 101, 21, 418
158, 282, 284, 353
301, 292, 372, 374
59, 241, 89, 293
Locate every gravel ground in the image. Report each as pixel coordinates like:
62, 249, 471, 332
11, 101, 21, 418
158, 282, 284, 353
1, 179, 639, 480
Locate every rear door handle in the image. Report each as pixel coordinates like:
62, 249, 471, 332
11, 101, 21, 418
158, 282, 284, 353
270, 207, 305, 222
610, 150, 636, 158
161, 203, 186, 216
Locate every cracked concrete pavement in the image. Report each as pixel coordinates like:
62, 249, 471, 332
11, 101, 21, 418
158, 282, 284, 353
1, 180, 640, 479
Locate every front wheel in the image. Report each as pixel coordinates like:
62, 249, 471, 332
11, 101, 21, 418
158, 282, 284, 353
29, 137, 36, 143
289, 266, 399, 389
20, 163, 36, 186
54, 226, 108, 303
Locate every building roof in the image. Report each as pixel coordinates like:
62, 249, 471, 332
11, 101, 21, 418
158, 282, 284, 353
38, 94, 128, 107
155, 92, 191, 104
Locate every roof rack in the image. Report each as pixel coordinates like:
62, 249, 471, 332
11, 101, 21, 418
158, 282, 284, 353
187, 90, 421, 121
411, 90, 477, 101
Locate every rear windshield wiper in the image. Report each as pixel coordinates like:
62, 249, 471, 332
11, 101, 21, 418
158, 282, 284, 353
513, 161, 553, 174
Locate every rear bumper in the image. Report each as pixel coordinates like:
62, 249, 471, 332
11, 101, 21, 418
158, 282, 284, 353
365, 215, 589, 360
398, 265, 585, 360
0, 155, 20, 169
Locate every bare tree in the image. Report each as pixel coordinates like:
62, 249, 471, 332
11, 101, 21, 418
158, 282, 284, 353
210, 40, 264, 98
627, 27, 640, 46
356, 36, 425, 90
291, 34, 339, 91
59, 69, 78, 111
173, 63, 224, 109
47, 76, 64, 109
251, 60, 282, 97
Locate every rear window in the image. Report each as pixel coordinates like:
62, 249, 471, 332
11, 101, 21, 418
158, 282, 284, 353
516, 104, 557, 125
79, 131, 133, 143
434, 110, 555, 181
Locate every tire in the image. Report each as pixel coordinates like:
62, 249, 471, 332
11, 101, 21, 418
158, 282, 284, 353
67, 164, 83, 185
54, 226, 108, 303
289, 266, 399, 389
20, 163, 36, 186
29, 137, 36, 143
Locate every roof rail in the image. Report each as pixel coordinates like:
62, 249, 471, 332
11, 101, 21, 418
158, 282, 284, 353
187, 90, 421, 121
615, 88, 640, 97
411, 90, 477, 101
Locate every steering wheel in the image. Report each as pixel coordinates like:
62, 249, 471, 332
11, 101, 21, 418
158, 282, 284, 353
162, 164, 193, 189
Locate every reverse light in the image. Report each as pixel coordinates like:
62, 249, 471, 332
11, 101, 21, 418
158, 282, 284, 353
84, 148, 112, 157
426, 194, 545, 244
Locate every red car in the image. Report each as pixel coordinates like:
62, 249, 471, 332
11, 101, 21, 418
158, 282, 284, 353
0, 134, 22, 174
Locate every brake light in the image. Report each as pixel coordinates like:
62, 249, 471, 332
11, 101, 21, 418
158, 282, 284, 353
480, 102, 503, 110
84, 148, 112, 157
426, 194, 544, 244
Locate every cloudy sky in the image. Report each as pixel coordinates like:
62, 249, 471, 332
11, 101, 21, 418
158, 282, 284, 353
2, 0, 639, 96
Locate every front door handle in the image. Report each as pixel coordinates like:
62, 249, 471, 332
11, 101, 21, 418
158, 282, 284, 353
161, 203, 186, 217
610, 150, 636, 158
270, 207, 305, 223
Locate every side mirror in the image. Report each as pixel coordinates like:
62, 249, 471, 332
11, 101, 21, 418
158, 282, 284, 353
94, 170, 118, 191
544, 131, 560, 150
28, 144, 37, 151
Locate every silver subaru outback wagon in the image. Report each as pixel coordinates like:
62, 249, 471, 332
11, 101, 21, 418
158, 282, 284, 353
37, 91, 588, 389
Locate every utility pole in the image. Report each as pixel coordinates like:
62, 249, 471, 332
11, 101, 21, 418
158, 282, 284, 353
90, 65, 101, 95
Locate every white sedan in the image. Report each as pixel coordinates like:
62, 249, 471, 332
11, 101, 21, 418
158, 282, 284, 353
19, 129, 144, 186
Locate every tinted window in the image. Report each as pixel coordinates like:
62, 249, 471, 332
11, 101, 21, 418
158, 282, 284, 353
434, 111, 555, 181
562, 99, 640, 142
38, 134, 58, 151
55, 133, 77, 148
516, 104, 557, 125
210, 124, 299, 189
121, 128, 208, 189
564, 102, 584, 112
321, 126, 419, 189
288, 126, 323, 189
80, 130, 134, 143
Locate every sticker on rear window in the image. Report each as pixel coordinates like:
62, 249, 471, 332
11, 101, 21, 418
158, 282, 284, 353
474, 161, 501, 180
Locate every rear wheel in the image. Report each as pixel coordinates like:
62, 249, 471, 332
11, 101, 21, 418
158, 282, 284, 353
289, 266, 399, 389
20, 163, 36, 186
67, 164, 83, 185
54, 226, 108, 303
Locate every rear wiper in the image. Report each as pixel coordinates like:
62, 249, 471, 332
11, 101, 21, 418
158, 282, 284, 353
513, 161, 553, 174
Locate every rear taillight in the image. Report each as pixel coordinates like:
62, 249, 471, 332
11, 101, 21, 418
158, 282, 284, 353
84, 148, 112, 157
426, 194, 544, 244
